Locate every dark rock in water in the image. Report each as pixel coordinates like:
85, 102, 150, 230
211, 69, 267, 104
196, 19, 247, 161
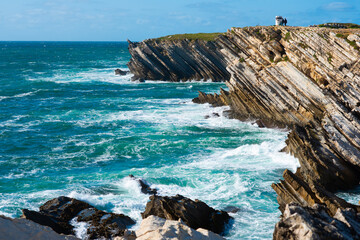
77, 208, 135, 239
129, 174, 157, 195
22, 209, 74, 235
22, 196, 135, 239
204, 115, 210, 119
212, 112, 220, 117
222, 206, 240, 214
274, 203, 360, 240
39, 196, 91, 222
114, 68, 129, 75
141, 194, 232, 234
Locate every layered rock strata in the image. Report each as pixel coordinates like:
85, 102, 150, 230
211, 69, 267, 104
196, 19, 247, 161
128, 26, 360, 237
274, 203, 360, 240
127, 39, 230, 81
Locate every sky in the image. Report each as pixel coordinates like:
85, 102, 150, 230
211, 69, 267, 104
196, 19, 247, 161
0, 0, 359, 41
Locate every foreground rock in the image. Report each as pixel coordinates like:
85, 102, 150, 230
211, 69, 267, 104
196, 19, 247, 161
132, 215, 225, 240
0, 215, 79, 240
22, 196, 135, 239
274, 203, 360, 240
141, 195, 232, 235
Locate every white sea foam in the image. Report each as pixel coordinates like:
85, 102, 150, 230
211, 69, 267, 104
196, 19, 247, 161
70, 217, 89, 239
26, 68, 134, 85
0, 90, 39, 101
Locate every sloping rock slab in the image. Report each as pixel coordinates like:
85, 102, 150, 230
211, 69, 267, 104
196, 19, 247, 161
0, 215, 79, 240
141, 194, 232, 235
274, 203, 360, 240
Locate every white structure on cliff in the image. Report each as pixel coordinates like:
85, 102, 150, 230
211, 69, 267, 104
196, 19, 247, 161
275, 16, 284, 26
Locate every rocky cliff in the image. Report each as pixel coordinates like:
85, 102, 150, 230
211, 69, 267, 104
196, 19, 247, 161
128, 26, 360, 238
127, 37, 230, 81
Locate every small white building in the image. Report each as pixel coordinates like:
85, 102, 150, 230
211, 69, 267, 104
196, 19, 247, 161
275, 16, 283, 26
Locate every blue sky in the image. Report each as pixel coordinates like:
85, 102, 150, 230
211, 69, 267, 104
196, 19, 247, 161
1, 0, 359, 41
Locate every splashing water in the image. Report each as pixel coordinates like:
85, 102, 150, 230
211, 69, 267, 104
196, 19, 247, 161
0, 41, 299, 239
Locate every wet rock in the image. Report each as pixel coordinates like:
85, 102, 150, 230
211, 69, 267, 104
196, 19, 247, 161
22, 209, 74, 235
135, 215, 225, 240
141, 194, 232, 235
222, 206, 240, 214
22, 196, 135, 239
76, 208, 135, 239
39, 196, 92, 222
274, 203, 360, 240
0, 215, 79, 240
115, 69, 129, 76
129, 174, 157, 195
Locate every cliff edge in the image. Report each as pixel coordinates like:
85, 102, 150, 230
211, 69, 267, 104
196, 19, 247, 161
128, 26, 360, 238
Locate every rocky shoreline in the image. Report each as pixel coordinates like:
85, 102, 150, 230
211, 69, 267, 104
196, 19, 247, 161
127, 26, 360, 239
3, 176, 231, 239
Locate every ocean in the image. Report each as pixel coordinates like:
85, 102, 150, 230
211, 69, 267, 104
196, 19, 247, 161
0, 41, 300, 239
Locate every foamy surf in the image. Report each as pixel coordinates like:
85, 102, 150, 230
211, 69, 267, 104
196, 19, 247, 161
0, 41, 304, 240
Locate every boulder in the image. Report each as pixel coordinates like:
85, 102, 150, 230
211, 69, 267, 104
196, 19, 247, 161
115, 69, 129, 76
22, 196, 135, 239
129, 175, 157, 195
141, 195, 232, 234
135, 215, 225, 240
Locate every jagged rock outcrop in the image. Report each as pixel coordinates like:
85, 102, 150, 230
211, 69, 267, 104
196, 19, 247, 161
22, 196, 135, 239
128, 26, 360, 237
274, 203, 360, 240
141, 194, 232, 235
127, 39, 230, 81
0, 215, 79, 240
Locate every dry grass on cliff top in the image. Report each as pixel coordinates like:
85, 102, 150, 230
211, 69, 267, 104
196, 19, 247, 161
155, 32, 224, 42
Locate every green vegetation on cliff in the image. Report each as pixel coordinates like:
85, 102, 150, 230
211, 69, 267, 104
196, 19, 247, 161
155, 32, 224, 42
319, 23, 360, 29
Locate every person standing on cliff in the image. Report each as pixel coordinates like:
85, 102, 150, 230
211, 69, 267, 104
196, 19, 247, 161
284, 18, 288, 26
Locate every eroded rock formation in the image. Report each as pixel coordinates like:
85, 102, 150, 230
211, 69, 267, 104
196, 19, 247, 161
127, 39, 230, 81
128, 26, 360, 238
22, 196, 135, 239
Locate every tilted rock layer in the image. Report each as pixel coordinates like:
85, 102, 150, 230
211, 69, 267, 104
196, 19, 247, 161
128, 26, 360, 238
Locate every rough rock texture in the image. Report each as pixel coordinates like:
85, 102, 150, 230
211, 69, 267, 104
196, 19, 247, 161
127, 39, 230, 81
134, 215, 225, 240
22, 196, 135, 239
0, 215, 79, 240
141, 194, 231, 235
274, 203, 360, 240
128, 26, 360, 237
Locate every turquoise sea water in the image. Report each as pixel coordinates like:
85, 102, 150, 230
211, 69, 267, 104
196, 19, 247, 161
0, 41, 300, 239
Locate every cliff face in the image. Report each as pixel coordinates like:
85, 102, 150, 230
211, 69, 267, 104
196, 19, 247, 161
127, 39, 230, 81
128, 26, 360, 238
